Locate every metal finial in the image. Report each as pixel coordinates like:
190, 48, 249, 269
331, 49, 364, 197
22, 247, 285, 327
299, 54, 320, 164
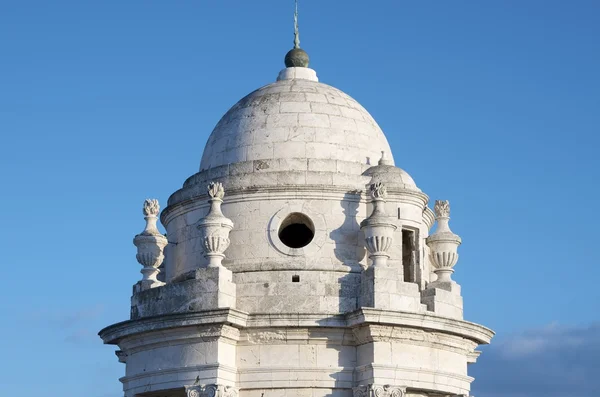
284, 0, 309, 68
294, 0, 300, 49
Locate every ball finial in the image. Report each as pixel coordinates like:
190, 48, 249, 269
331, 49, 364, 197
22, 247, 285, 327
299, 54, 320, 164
285, 48, 309, 68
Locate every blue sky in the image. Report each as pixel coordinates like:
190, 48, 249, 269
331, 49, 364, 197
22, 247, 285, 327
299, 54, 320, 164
0, 1, 598, 396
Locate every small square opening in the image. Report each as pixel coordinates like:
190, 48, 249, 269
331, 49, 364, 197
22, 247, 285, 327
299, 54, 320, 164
292, 275, 300, 282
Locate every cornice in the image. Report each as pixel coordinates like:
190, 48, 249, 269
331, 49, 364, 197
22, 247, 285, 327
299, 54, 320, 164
162, 183, 429, 226
99, 308, 492, 346
99, 309, 248, 345
347, 308, 494, 345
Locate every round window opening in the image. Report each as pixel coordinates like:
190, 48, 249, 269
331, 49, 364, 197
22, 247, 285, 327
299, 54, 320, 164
278, 212, 315, 249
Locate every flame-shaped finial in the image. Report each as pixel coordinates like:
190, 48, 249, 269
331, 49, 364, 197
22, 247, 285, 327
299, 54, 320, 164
370, 182, 388, 200
434, 200, 450, 218
207, 182, 225, 200
143, 199, 160, 217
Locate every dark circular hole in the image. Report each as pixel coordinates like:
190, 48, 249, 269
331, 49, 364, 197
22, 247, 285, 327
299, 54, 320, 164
278, 212, 315, 249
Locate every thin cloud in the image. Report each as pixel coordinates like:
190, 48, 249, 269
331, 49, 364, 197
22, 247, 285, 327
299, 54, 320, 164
58, 304, 105, 328
471, 323, 600, 397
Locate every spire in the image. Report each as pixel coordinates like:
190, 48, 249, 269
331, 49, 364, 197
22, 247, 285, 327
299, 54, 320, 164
284, 0, 310, 68
293, 0, 300, 49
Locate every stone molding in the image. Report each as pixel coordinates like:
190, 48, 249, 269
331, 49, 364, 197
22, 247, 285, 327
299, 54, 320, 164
162, 181, 429, 225
347, 308, 494, 345
352, 324, 478, 354
99, 308, 493, 346
120, 363, 236, 384
185, 385, 238, 397
225, 259, 363, 273
119, 324, 240, 353
354, 384, 407, 397
236, 366, 354, 389
239, 327, 353, 345
422, 206, 435, 231
99, 309, 248, 344
354, 364, 473, 394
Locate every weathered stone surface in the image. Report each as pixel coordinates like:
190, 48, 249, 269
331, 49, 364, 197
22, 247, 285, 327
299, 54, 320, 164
101, 62, 492, 397
130, 266, 236, 319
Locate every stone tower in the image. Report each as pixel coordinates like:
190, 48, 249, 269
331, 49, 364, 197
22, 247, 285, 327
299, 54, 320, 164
99, 14, 493, 397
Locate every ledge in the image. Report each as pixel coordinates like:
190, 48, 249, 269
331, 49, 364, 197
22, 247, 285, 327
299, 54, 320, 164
346, 308, 494, 345
99, 307, 493, 346
99, 309, 249, 345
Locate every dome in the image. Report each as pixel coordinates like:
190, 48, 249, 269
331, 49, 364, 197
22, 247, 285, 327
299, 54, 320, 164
199, 67, 394, 171
362, 164, 420, 191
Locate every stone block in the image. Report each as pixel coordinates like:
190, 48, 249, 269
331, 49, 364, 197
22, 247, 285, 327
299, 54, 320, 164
279, 158, 308, 172
340, 106, 366, 121
279, 92, 307, 102
359, 267, 424, 311
308, 158, 337, 172
130, 266, 236, 319
306, 171, 334, 185
280, 101, 312, 113
305, 93, 328, 103
299, 113, 330, 128
274, 141, 307, 158
326, 94, 349, 106
310, 102, 341, 116
246, 143, 274, 161
267, 113, 299, 129
329, 115, 357, 131
421, 286, 464, 319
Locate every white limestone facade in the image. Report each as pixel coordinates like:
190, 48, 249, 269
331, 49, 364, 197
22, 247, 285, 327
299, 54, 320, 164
100, 62, 493, 397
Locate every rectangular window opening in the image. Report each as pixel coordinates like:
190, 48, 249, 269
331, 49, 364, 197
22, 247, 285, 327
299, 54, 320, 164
402, 229, 417, 283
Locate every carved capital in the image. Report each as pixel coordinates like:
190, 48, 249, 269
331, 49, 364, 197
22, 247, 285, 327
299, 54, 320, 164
185, 384, 238, 397
186, 384, 217, 397
354, 385, 370, 397
353, 384, 406, 397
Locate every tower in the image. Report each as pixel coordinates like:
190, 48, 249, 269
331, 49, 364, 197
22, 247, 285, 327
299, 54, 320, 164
100, 7, 493, 397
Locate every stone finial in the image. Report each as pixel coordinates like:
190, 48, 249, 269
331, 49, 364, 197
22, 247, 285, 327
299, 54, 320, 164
208, 181, 225, 199
133, 198, 167, 292
434, 199, 450, 218
426, 199, 462, 288
197, 182, 234, 268
378, 150, 393, 166
143, 198, 160, 216
370, 182, 387, 199
360, 182, 397, 267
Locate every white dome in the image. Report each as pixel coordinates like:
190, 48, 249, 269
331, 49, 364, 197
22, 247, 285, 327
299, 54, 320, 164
363, 164, 420, 191
199, 68, 394, 171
